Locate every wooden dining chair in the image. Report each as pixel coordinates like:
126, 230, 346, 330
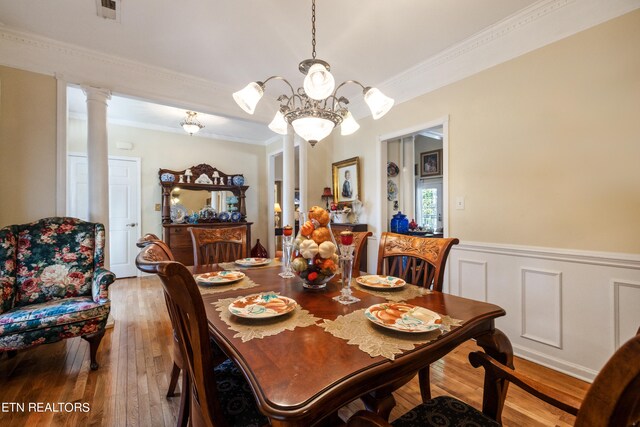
332, 230, 373, 277
376, 232, 459, 403
136, 234, 225, 427
376, 232, 459, 291
136, 241, 268, 427
347, 332, 640, 427
189, 226, 248, 266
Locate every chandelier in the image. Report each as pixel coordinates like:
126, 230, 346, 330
232, 0, 394, 147
180, 111, 204, 135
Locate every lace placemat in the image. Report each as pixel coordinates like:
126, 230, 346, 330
319, 309, 463, 360
212, 294, 321, 342
353, 281, 432, 302
196, 275, 260, 296
218, 259, 282, 271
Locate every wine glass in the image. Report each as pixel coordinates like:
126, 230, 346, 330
279, 225, 296, 278
333, 231, 360, 305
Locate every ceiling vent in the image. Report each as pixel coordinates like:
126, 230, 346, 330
96, 0, 121, 22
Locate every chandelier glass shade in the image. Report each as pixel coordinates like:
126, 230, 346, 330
232, 0, 393, 147
180, 111, 204, 135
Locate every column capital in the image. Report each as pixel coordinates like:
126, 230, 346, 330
82, 86, 112, 103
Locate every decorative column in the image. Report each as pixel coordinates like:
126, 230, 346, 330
82, 86, 111, 267
282, 129, 295, 227
297, 134, 308, 213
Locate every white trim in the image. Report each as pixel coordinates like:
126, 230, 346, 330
3, 1, 638, 126
376, 116, 450, 242
454, 241, 640, 270
56, 75, 67, 216
512, 344, 598, 383
350, 0, 640, 117
612, 280, 640, 350
457, 259, 488, 301
520, 268, 563, 349
68, 111, 270, 146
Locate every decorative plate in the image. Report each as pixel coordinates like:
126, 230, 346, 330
387, 180, 398, 201
234, 257, 272, 267
160, 172, 175, 183
228, 293, 297, 319
365, 303, 442, 333
387, 162, 399, 177
170, 204, 187, 223
218, 211, 231, 222
230, 212, 242, 222
356, 275, 406, 289
194, 270, 246, 285
232, 175, 245, 186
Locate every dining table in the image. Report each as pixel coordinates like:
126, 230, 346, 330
195, 262, 514, 427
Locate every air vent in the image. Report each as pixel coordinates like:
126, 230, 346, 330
96, 0, 121, 22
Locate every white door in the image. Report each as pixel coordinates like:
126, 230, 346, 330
68, 154, 141, 278
415, 179, 443, 231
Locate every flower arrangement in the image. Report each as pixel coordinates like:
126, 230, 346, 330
292, 206, 339, 288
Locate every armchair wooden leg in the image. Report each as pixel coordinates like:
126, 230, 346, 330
418, 365, 432, 402
167, 362, 181, 398
476, 328, 514, 424
82, 330, 106, 370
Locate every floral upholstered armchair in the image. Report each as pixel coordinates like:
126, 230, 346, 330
0, 217, 115, 369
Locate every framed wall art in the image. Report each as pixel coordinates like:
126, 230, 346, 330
420, 149, 442, 177
332, 157, 360, 203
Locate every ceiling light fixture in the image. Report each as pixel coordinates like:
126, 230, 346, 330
233, 0, 394, 147
180, 111, 204, 135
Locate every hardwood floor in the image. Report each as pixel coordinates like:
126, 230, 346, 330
0, 276, 589, 426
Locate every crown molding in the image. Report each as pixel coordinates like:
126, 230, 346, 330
68, 112, 269, 146
1, 0, 638, 124
348, 0, 640, 118
0, 27, 277, 123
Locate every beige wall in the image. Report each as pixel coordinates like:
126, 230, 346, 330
0, 66, 57, 227
331, 10, 640, 254
68, 118, 268, 247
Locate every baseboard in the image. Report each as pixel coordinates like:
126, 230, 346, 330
512, 344, 598, 382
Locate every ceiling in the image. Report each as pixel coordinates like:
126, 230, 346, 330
1, 0, 539, 143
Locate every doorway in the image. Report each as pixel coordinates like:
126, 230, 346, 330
377, 117, 449, 237
67, 153, 141, 278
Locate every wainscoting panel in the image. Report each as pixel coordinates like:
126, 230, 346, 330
448, 242, 640, 382
521, 268, 562, 348
458, 259, 488, 302
612, 280, 640, 349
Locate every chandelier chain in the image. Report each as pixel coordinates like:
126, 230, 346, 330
311, 0, 316, 59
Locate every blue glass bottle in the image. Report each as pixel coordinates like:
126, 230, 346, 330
390, 212, 409, 233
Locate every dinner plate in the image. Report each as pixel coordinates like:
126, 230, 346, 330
364, 303, 442, 333
356, 275, 406, 289
194, 270, 246, 285
228, 293, 297, 319
234, 257, 272, 267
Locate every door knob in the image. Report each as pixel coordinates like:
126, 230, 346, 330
126, 223, 138, 227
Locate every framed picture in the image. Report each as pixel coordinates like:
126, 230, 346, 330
420, 149, 442, 177
332, 157, 360, 203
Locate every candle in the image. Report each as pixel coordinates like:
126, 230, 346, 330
340, 231, 353, 246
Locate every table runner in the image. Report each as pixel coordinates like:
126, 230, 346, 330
352, 281, 432, 302
319, 309, 463, 360
212, 294, 321, 342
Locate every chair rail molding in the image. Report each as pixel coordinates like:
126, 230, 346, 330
449, 241, 640, 382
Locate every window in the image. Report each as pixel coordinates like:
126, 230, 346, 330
416, 179, 442, 231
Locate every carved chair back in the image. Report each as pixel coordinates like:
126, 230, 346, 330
332, 230, 373, 277
136, 241, 225, 427
189, 226, 247, 266
376, 232, 459, 291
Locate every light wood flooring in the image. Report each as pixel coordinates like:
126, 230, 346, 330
0, 276, 589, 426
